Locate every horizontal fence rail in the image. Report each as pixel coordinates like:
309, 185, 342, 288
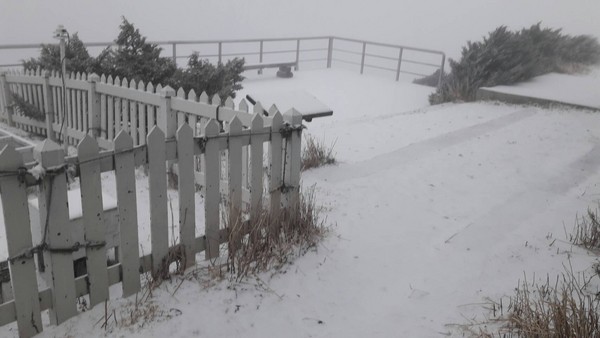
0, 67, 305, 336
0, 36, 446, 86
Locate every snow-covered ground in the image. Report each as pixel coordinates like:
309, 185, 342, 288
2, 68, 600, 337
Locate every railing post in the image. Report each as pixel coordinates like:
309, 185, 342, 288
396, 48, 404, 81
360, 42, 367, 74
259, 40, 264, 74
0, 73, 15, 127
295, 39, 300, 71
87, 73, 101, 139
42, 71, 56, 141
438, 53, 446, 89
327, 37, 334, 68
158, 86, 177, 139
218, 42, 223, 64
172, 43, 177, 65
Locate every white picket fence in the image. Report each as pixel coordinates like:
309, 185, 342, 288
0, 69, 303, 337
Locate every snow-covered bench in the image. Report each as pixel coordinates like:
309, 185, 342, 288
243, 61, 297, 77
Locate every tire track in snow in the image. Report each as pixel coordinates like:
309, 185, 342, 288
324, 108, 538, 182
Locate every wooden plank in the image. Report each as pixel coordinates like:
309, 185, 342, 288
170, 96, 217, 120
113, 131, 141, 296
107, 95, 114, 140
95, 82, 162, 106
0, 145, 43, 337
100, 92, 107, 139
226, 116, 243, 232
269, 111, 283, 216
77, 135, 109, 306
147, 127, 169, 275
33, 140, 77, 325
114, 94, 122, 135
176, 124, 196, 268
203, 119, 221, 259
250, 112, 264, 217
138, 81, 147, 145
130, 81, 138, 145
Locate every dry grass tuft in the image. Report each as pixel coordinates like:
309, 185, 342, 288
571, 206, 600, 252
301, 135, 336, 171
226, 187, 327, 281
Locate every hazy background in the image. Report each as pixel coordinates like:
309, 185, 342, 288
1, 0, 599, 63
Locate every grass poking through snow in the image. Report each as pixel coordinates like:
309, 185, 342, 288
301, 135, 336, 171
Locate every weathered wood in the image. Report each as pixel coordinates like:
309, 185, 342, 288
42, 72, 55, 141
269, 111, 283, 216
158, 86, 177, 139
129, 80, 138, 145
147, 127, 169, 274
33, 140, 77, 325
138, 81, 147, 145
177, 87, 186, 128
77, 135, 109, 306
250, 113, 264, 216
203, 119, 221, 259
107, 95, 114, 140
113, 131, 141, 296
176, 124, 196, 268
114, 94, 122, 135
226, 116, 243, 231
199, 91, 209, 104
0, 145, 43, 337
1, 74, 16, 126
283, 109, 303, 207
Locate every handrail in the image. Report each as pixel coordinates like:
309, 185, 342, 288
0, 36, 446, 86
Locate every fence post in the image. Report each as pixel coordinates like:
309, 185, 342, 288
295, 39, 300, 71
283, 109, 302, 207
42, 71, 56, 141
327, 37, 334, 68
172, 43, 177, 65
438, 53, 446, 89
0, 73, 14, 127
87, 73, 101, 138
259, 40, 264, 74
360, 42, 367, 74
218, 42, 223, 64
34, 140, 78, 325
158, 86, 177, 139
396, 48, 404, 82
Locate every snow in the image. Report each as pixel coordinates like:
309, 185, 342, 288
481, 68, 600, 110
1, 68, 600, 337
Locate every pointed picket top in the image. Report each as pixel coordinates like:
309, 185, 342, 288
229, 115, 242, 131
82, 72, 88, 81
204, 119, 220, 136
100, 74, 107, 83
268, 104, 279, 115
107, 75, 114, 85
199, 91, 209, 103
147, 125, 165, 144
35, 67, 42, 76
177, 121, 193, 139
239, 98, 249, 112
129, 79, 137, 89
251, 112, 263, 129
114, 130, 133, 149
33, 139, 63, 164
188, 89, 197, 101
88, 73, 100, 82
271, 110, 283, 126
75, 72, 81, 80
156, 83, 163, 93
137, 80, 145, 91
77, 134, 100, 161
122, 77, 129, 88
253, 101, 264, 115
211, 94, 221, 106
146, 82, 154, 93
114, 76, 121, 86
225, 96, 235, 109
176, 87, 186, 99
0, 144, 22, 170
284, 108, 303, 124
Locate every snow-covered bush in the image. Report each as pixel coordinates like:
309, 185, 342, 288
430, 24, 600, 104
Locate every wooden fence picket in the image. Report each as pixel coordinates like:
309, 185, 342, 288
203, 119, 221, 259
226, 116, 243, 226
138, 81, 147, 146
283, 109, 303, 207
147, 127, 169, 275
176, 124, 196, 268
77, 135, 109, 306
269, 111, 283, 217
250, 112, 264, 215
0, 145, 43, 337
34, 140, 78, 325
113, 131, 141, 296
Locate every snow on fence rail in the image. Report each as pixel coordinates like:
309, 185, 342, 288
0, 69, 303, 337
0, 36, 446, 86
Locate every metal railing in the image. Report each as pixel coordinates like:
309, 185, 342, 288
0, 36, 446, 86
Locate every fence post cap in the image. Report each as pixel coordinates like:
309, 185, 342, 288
88, 73, 100, 82
160, 85, 175, 97
33, 139, 63, 165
